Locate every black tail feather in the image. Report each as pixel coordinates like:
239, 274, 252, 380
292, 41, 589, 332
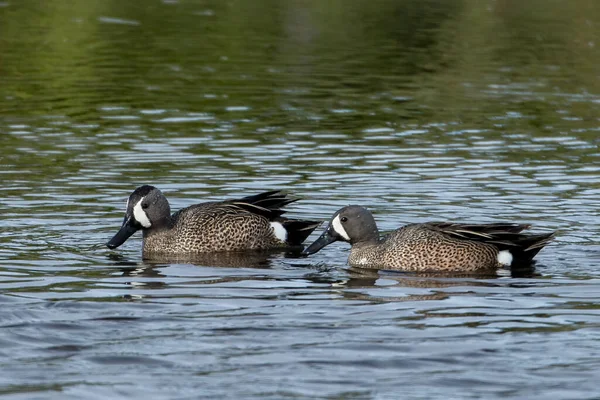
491, 232, 556, 265
281, 220, 322, 246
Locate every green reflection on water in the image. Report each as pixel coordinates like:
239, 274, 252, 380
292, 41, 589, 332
1, 0, 600, 187
1, 0, 599, 119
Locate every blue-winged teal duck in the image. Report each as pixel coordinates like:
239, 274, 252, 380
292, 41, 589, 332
302, 205, 555, 272
107, 186, 321, 256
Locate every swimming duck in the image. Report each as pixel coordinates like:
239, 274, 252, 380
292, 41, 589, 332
107, 186, 321, 256
302, 205, 554, 271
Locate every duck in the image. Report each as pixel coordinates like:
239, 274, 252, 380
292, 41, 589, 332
301, 205, 555, 272
106, 185, 321, 256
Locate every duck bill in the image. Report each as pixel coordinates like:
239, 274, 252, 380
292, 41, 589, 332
301, 226, 339, 256
106, 216, 139, 249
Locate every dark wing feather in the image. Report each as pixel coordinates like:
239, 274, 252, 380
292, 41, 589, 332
428, 222, 530, 239
170, 191, 294, 220
226, 190, 298, 219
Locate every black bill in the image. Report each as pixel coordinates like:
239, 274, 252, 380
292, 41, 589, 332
106, 216, 140, 249
301, 225, 340, 256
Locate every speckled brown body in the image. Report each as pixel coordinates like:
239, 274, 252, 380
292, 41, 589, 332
142, 203, 289, 255
348, 224, 500, 271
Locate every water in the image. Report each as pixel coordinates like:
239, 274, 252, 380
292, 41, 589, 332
2, 0, 600, 398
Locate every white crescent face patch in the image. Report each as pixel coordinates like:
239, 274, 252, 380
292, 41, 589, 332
331, 214, 350, 241
133, 197, 152, 228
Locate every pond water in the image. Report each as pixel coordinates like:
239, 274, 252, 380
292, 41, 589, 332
2, 0, 600, 398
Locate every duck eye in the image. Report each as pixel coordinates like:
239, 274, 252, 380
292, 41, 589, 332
340, 216, 348, 223
142, 203, 149, 209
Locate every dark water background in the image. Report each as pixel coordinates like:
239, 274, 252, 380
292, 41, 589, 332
2, 0, 600, 398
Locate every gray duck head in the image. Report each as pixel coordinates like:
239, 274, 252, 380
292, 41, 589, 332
106, 185, 171, 249
302, 205, 379, 256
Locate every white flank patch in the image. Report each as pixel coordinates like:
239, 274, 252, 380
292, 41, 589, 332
271, 222, 288, 242
497, 250, 513, 266
133, 198, 152, 228
332, 215, 351, 241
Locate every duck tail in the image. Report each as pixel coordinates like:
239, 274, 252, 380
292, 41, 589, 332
491, 232, 556, 266
280, 219, 323, 246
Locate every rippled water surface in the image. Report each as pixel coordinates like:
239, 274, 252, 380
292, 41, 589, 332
2, 1, 600, 398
